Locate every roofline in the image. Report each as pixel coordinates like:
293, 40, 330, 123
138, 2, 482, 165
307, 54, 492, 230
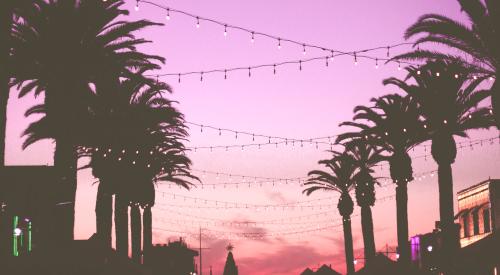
457, 179, 499, 196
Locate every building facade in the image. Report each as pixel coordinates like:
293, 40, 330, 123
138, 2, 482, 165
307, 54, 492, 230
455, 179, 500, 247
145, 238, 198, 275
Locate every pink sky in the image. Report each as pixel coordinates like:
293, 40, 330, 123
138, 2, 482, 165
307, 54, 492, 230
5, 0, 500, 274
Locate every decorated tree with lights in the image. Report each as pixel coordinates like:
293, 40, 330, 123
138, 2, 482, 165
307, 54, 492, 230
392, 0, 500, 129
343, 140, 384, 265
303, 152, 357, 275
337, 94, 426, 264
10, 0, 165, 243
223, 244, 238, 275
384, 60, 494, 274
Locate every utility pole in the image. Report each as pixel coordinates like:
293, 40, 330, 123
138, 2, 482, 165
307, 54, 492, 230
199, 227, 211, 275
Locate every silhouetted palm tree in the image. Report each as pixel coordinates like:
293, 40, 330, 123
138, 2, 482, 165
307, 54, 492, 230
384, 60, 494, 273
0, 0, 40, 166
344, 140, 384, 265
303, 152, 357, 275
337, 94, 426, 264
77, 76, 197, 260
10, 0, 164, 242
392, 0, 499, 128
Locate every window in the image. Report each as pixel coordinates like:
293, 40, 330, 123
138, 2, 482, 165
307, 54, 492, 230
463, 213, 469, 237
473, 211, 480, 235
483, 209, 491, 233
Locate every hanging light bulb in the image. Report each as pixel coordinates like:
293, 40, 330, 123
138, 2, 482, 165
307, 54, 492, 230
166, 8, 170, 20
454, 74, 459, 79
375, 59, 379, 69
196, 17, 200, 28
251, 32, 255, 43
248, 67, 251, 77
302, 44, 306, 55
134, 0, 139, 11
354, 52, 358, 66
223, 25, 227, 37
398, 62, 401, 71
436, 72, 440, 77
417, 70, 421, 75
277, 38, 281, 49
273, 64, 276, 75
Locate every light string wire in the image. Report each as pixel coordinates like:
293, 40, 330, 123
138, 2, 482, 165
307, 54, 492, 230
136, 0, 419, 81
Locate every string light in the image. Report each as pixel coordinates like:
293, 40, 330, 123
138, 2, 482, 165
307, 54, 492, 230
223, 24, 227, 37
277, 38, 281, 49
302, 44, 307, 55
134, 0, 139, 11
166, 8, 170, 20
251, 32, 255, 43
196, 16, 200, 28
375, 59, 379, 69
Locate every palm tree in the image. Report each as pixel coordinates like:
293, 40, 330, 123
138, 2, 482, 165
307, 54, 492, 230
384, 60, 494, 273
10, 0, 164, 243
77, 76, 197, 260
337, 94, 426, 265
303, 152, 357, 275
392, 0, 499, 128
343, 139, 384, 265
0, 0, 39, 166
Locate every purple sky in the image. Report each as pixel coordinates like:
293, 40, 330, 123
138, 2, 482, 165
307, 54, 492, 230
5, 0, 500, 274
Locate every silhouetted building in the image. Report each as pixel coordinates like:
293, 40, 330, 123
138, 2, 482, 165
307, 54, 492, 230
455, 178, 500, 247
316, 264, 341, 275
410, 225, 442, 274
301, 265, 341, 275
300, 267, 315, 275
356, 253, 431, 275
145, 238, 198, 275
0, 166, 58, 259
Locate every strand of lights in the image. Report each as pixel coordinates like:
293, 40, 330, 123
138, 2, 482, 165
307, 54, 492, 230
152, 53, 413, 83
153, 208, 347, 226
154, 215, 352, 231
153, 194, 396, 211
152, 223, 345, 240
136, 0, 416, 64
186, 121, 497, 152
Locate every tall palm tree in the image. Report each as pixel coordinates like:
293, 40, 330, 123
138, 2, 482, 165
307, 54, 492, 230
392, 0, 500, 128
10, 0, 164, 243
303, 152, 357, 275
77, 76, 197, 260
337, 94, 425, 264
343, 139, 384, 265
0, 0, 35, 166
384, 60, 494, 273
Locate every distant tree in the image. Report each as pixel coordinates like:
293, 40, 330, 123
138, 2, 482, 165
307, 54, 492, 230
392, 0, 500, 129
337, 94, 426, 264
303, 152, 357, 275
384, 60, 494, 273
10, 0, 164, 242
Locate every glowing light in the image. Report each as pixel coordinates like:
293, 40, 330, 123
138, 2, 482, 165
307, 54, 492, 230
251, 32, 255, 43
417, 70, 421, 75
166, 9, 170, 20
375, 59, 379, 69
436, 72, 440, 77
353, 259, 358, 265
14, 228, 21, 236
134, 4, 139, 11
454, 74, 459, 79
277, 38, 281, 49
223, 25, 227, 36
196, 17, 200, 28
302, 44, 306, 55
427, 245, 433, 252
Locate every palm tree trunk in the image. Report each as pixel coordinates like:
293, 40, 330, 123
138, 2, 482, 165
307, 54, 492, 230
360, 206, 376, 264
343, 215, 355, 275
95, 182, 112, 248
492, 78, 500, 130
54, 138, 77, 244
396, 180, 410, 265
0, 0, 12, 168
437, 163, 459, 274
114, 194, 128, 257
142, 206, 152, 265
130, 204, 142, 264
